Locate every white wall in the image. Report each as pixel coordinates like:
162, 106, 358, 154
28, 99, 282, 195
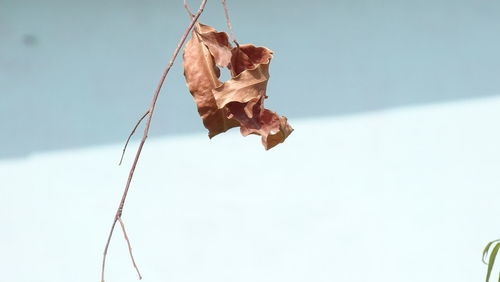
1, 97, 499, 281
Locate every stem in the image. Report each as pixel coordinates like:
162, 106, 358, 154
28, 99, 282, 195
221, 0, 238, 45
119, 217, 142, 279
119, 110, 149, 166
184, 0, 195, 18
100, 1, 208, 281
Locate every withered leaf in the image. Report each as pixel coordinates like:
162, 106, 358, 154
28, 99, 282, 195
214, 44, 293, 150
183, 23, 293, 149
196, 24, 232, 67
228, 44, 274, 77
183, 23, 239, 138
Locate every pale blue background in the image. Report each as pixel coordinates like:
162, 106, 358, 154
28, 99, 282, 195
1, 0, 500, 158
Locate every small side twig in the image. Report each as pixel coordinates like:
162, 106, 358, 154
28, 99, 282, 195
184, 0, 195, 18
118, 217, 142, 279
119, 110, 150, 166
101, 1, 208, 281
221, 0, 238, 45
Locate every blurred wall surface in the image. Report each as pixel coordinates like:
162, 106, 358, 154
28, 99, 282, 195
1, 0, 500, 158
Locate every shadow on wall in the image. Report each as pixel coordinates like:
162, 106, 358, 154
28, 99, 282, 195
1, 0, 500, 159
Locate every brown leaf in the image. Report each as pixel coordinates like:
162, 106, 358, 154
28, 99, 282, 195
229, 44, 274, 77
214, 44, 293, 150
183, 24, 293, 149
182, 24, 239, 138
196, 24, 233, 67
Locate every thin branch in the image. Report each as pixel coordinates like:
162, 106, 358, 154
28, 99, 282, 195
221, 0, 238, 45
119, 110, 150, 166
101, 1, 208, 281
119, 217, 142, 279
184, 0, 195, 18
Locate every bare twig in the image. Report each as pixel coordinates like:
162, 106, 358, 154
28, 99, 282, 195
118, 217, 142, 279
221, 0, 238, 45
119, 110, 149, 166
101, 1, 208, 281
184, 0, 194, 18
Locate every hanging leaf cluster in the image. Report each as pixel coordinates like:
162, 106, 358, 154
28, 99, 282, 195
183, 23, 293, 150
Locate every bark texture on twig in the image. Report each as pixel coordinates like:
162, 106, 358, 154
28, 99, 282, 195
101, 1, 208, 281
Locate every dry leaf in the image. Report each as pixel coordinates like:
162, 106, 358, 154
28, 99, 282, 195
183, 23, 293, 149
183, 23, 239, 137
197, 24, 232, 67
228, 44, 273, 77
214, 44, 293, 149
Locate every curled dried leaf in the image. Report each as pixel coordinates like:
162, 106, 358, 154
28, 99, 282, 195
183, 23, 238, 137
229, 44, 273, 77
183, 23, 293, 149
214, 44, 293, 149
196, 24, 233, 67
